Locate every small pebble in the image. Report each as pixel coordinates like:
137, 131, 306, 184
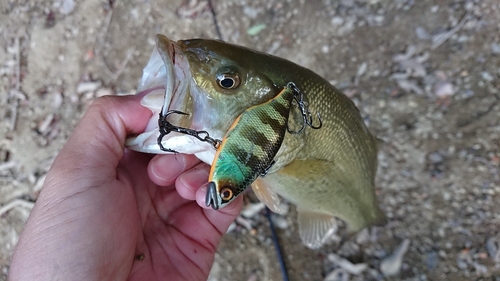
491, 42, 500, 54
324, 268, 350, 281
434, 82, 455, 98
331, 17, 344, 26
51, 91, 63, 109
426, 251, 439, 270
76, 81, 101, 94
243, 6, 259, 19
59, 0, 76, 15
37, 113, 55, 135
380, 239, 411, 277
356, 62, 367, 77
277, 203, 289, 215
480, 72, 494, 82
328, 253, 367, 275
355, 229, 369, 244
428, 152, 444, 164
241, 202, 265, 218
95, 87, 115, 97
456, 257, 468, 270
226, 222, 236, 233
271, 215, 288, 229
473, 262, 488, 274
486, 237, 499, 262
236, 216, 253, 230
415, 26, 431, 40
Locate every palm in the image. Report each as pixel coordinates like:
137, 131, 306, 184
9, 97, 241, 281
115, 151, 238, 281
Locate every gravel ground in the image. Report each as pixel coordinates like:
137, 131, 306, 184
1, 0, 499, 280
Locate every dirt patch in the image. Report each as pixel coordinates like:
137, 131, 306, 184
1, 0, 499, 280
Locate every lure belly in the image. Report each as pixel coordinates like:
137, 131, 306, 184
205, 84, 296, 210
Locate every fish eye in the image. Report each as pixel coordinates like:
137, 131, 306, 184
220, 187, 234, 201
216, 73, 240, 90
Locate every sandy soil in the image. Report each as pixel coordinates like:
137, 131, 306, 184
1, 0, 499, 280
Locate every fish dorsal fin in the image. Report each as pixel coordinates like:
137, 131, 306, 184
251, 178, 284, 214
297, 208, 338, 249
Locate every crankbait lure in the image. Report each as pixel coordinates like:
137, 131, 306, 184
205, 82, 320, 210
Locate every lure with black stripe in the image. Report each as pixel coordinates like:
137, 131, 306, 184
205, 85, 295, 210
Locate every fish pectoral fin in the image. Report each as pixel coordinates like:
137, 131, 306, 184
251, 178, 284, 214
297, 208, 338, 249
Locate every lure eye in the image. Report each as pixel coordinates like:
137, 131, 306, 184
220, 187, 234, 201
216, 73, 240, 89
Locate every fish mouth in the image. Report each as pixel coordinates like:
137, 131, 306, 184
155, 35, 184, 118
126, 35, 198, 154
205, 181, 220, 210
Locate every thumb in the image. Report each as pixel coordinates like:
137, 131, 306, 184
52, 95, 152, 174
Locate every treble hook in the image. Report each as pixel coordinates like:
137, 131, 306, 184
305, 111, 323, 129
157, 108, 222, 153
286, 82, 323, 134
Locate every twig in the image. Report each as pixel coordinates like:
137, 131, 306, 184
95, 0, 134, 85
0, 199, 34, 217
96, 8, 115, 78
9, 36, 21, 130
432, 13, 469, 49
15, 37, 20, 90
9, 98, 19, 131
106, 47, 135, 84
0, 161, 16, 172
207, 0, 223, 40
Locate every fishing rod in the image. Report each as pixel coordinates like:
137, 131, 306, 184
265, 207, 290, 281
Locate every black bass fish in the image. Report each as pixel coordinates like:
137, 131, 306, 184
126, 34, 385, 248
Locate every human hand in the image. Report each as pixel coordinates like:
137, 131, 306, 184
9, 95, 243, 281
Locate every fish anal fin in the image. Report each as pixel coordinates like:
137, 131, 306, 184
297, 208, 338, 249
251, 178, 283, 214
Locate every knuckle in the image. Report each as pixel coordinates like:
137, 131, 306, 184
89, 95, 117, 111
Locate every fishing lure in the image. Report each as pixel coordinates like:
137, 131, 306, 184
155, 82, 322, 210
205, 83, 304, 210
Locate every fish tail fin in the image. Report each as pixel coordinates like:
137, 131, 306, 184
344, 206, 386, 236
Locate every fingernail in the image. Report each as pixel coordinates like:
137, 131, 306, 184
179, 168, 209, 189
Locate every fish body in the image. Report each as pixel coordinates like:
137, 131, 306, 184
126, 35, 385, 248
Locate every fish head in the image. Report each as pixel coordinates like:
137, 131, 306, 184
126, 35, 281, 164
